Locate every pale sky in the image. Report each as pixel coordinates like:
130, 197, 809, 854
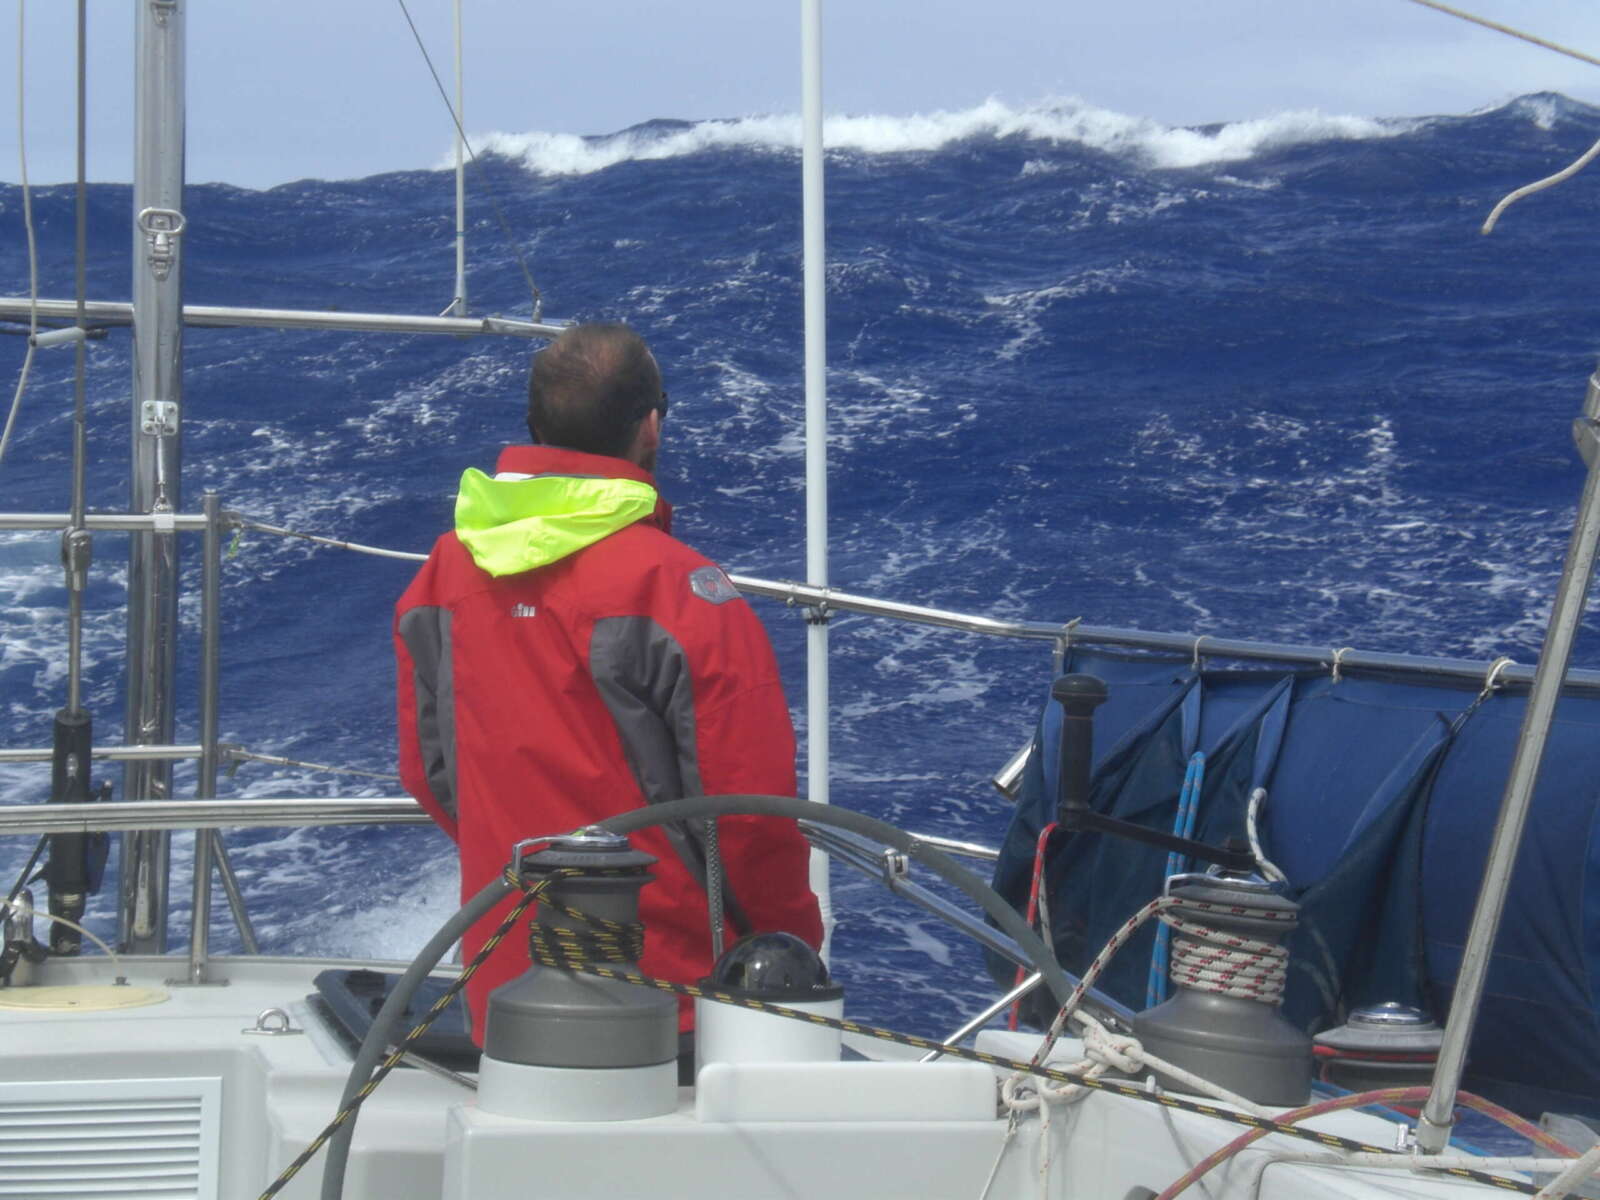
2, 0, 1600, 188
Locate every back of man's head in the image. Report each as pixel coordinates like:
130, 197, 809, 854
526, 323, 661, 459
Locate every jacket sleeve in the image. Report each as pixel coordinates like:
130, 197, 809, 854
395, 554, 459, 842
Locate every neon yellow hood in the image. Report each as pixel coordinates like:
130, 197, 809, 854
454, 468, 659, 577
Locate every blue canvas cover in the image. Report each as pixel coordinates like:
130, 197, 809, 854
990, 647, 1600, 1116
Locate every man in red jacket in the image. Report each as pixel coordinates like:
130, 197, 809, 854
395, 323, 822, 1061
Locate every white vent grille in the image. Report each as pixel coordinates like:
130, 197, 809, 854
0, 1077, 220, 1199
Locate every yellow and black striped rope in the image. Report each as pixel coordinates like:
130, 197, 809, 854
528, 882, 647, 968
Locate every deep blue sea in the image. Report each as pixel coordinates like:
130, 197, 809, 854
2, 94, 1599, 1043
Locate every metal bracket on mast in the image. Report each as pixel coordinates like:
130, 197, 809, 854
150, 0, 177, 25
136, 208, 185, 281
139, 401, 179, 437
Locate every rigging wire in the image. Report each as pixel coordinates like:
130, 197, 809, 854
232, 515, 426, 562
0, 0, 40, 470
1401, 0, 1600, 72
65, 0, 89, 713
392, 0, 545, 321
225, 747, 400, 783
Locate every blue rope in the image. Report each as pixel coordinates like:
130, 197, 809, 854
1146, 752, 1206, 1008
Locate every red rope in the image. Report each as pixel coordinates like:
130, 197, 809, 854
1153, 1085, 1579, 1200
1008, 821, 1056, 1030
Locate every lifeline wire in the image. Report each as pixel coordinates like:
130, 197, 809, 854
392, 0, 544, 320
0, 0, 40, 470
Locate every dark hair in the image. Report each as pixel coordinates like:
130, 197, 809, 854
526, 323, 661, 458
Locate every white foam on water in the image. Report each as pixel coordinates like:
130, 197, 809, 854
459, 98, 1403, 178
983, 263, 1139, 361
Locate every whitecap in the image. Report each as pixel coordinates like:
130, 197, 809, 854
451, 97, 1402, 178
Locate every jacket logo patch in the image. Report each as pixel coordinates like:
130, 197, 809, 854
689, 566, 739, 605
511, 603, 538, 618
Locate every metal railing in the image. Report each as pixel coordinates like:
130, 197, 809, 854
728, 574, 1600, 695
0, 797, 429, 836
0, 296, 562, 339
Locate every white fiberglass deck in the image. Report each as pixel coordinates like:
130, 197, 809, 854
0, 954, 1538, 1200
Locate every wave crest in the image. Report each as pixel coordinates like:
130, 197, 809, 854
458, 98, 1402, 177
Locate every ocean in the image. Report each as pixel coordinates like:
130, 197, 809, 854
1, 93, 1598, 1042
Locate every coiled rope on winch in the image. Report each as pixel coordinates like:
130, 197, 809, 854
1163, 894, 1290, 1005
1031, 890, 1294, 1069
526, 867, 648, 969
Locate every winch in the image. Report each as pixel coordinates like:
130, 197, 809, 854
1313, 1002, 1443, 1095
1049, 674, 1312, 1106
477, 827, 679, 1123
1130, 871, 1312, 1106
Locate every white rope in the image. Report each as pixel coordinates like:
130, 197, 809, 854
1483, 135, 1600, 234
1245, 788, 1288, 885
1122, 1037, 1278, 1118
1, 894, 122, 971
1329, 646, 1355, 684
1004, 891, 1297, 1149
1535, 1140, 1600, 1199
1164, 902, 1290, 1004
0, 0, 40, 470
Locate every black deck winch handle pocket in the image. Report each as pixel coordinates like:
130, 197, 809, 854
1051, 673, 1109, 825
1050, 673, 1256, 874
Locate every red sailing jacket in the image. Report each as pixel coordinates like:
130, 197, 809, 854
395, 445, 822, 1040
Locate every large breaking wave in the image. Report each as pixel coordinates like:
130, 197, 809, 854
459, 97, 1406, 176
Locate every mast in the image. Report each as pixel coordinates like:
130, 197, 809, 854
799, 0, 833, 949
120, 0, 186, 954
